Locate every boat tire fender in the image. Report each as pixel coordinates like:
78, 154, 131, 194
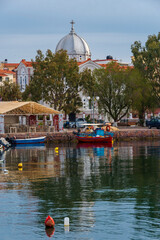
106, 125, 110, 132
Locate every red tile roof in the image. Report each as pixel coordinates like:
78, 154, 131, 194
4, 63, 19, 68
77, 59, 91, 66
0, 70, 16, 75
0, 73, 7, 77
77, 59, 133, 69
93, 59, 117, 63
21, 59, 33, 67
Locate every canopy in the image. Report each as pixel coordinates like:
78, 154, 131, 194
0, 101, 60, 115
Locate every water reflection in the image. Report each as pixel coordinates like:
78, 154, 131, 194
0, 141, 160, 239
45, 227, 55, 237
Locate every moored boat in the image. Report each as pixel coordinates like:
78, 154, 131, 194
7, 136, 46, 145
75, 128, 114, 143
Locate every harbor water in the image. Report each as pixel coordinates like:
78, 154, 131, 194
0, 141, 160, 239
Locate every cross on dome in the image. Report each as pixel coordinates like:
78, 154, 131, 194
70, 20, 75, 33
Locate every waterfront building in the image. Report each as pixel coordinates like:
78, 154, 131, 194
1, 21, 132, 122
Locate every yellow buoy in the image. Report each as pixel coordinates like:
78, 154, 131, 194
55, 147, 59, 153
18, 163, 23, 168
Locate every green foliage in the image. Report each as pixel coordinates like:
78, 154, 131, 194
80, 68, 96, 96
0, 81, 22, 101
128, 69, 157, 125
92, 62, 133, 122
23, 49, 82, 114
131, 32, 160, 103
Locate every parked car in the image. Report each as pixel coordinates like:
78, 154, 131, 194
69, 121, 76, 128
146, 118, 160, 129
63, 121, 76, 128
64, 118, 87, 128
117, 118, 139, 126
76, 118, 87, 128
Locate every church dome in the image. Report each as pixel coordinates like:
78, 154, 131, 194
55, 21, 91, 62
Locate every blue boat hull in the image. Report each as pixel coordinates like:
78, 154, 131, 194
11, 136, 46, 145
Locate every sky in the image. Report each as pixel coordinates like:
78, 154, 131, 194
0, 0, 160, 64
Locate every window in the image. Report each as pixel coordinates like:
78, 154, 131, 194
0, 77, 2, 82
46, 115, 50, 120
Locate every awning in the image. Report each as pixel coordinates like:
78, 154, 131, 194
0, 101, 60, 115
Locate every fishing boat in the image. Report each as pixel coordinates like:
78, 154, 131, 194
75, 126, 114, 143
7, 136, 46, 145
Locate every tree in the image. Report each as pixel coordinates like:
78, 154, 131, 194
80, 68, 96, 96
23, 49, 82, 114
0, 81, 22, 101
92, 62, 135, 123
127, 69, 157, 125
131, 32, 160, 103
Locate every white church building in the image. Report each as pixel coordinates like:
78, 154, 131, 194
55, 20, 127, 121
15, 21, 131, 122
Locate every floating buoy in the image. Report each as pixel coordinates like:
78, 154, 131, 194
18, 163, 23, 168
55, 147, 59, 152
64, 217, 69, 226
45, 215, 55, 228
55, 147, 59, 155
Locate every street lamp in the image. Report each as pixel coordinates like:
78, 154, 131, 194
87, 96, 99, 123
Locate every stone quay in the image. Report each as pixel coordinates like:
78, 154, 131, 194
0, 127, 160, 143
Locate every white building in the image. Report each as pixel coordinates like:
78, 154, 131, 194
16, 59, 33, 92
55, 21, 118, 121
15, 21, 131, 122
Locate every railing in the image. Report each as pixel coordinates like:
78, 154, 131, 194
4, 124, 57, 133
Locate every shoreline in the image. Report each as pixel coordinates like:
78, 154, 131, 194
0, 127, 160, 143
